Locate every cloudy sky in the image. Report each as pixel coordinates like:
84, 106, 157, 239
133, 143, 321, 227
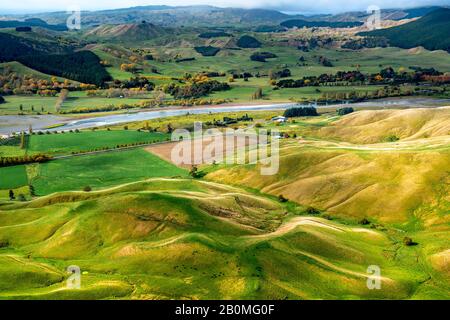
1, 0, 449, 14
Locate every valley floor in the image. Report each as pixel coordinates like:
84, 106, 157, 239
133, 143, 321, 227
0, 105, 448, 299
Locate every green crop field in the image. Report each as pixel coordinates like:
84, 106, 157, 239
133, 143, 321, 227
0, 166, 28, 189
30, 148, 187, 195
28, 130, 170, 155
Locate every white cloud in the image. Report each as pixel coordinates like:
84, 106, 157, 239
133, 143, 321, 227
1, 0, 449, 14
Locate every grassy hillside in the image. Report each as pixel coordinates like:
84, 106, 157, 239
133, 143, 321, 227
0, 61, 69, 82
0, 178, 447, 299
207, 108, 450, 225
313, 107, 450, 144
84, 22, 168, 42
30, 147, 185, 194
360, 8, 450, 52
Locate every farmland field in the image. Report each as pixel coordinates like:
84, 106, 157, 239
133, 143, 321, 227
0, 166, 28, 189
28, 130, 170, 155
30, 148, 187, 195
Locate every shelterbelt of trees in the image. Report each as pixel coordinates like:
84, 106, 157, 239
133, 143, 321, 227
0, 154, 52, 167
274, 67, 450, 88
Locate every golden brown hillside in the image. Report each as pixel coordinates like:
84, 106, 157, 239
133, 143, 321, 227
207, 107, 450, 225
313, 107, 450, 144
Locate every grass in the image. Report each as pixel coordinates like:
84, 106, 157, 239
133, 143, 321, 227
137, 46, 450, 77
0, 106, 448, 299
0, 146, 26, 157
1, 26, 449, 300
107, 110, 280, 131
0, 166, 28, 189
206, 108, 450, 225
0, 94, 153, 115
28, 130, 170, 155
0, 178, 447, 299
210, 82, 386, 102
0, 96, 58, 114
30, 148, 187, 195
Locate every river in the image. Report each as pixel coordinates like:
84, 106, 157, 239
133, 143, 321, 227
0, 97, 449, 135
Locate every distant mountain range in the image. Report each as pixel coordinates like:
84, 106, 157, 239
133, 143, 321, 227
360, 8, 450, 52
1, 5, 448, 28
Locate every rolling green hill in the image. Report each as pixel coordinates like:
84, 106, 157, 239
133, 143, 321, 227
360, 8, 450, 52
0, 178, 447, 299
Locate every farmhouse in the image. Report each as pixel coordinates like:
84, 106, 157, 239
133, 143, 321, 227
271, 116, 286, 123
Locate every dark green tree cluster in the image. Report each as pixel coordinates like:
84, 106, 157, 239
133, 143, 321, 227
165, 80, 230, 99
194, 46, 221, 57
175, 57, 196, 63
0, 33, 40, 62
269, 69, 291, 80
112, 77, 155, 90
198, 31, 231, 38
342, 37, 388, 50
18, 51, 112, 86
337, 107, 354, 116
236, 35, 261, 48
231, 72, 253, 79
275, 67, 443, 89
250, 52, 277, 62
284, 107, 319, 118
318, 56, 333, 67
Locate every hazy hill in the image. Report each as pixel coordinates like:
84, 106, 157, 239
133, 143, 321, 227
85, 21, 168, 41
11, 5, 294, 27
280, 19, 363, 28
0, 18, 67, 31
359, 8, 450, 52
